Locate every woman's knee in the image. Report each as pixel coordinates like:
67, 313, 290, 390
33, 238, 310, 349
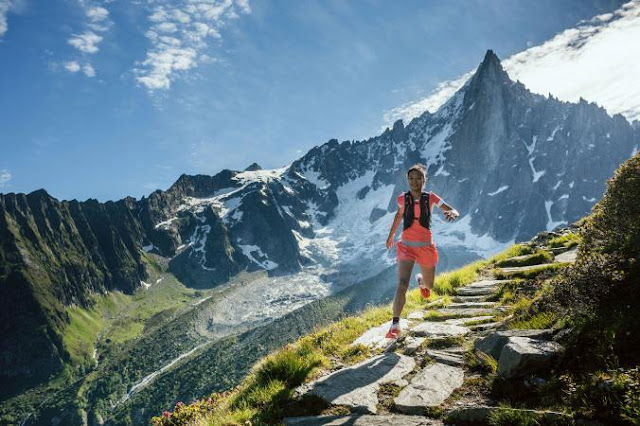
397, 277, 410, 291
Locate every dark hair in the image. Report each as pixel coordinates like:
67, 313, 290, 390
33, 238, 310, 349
407, 163, 427, 179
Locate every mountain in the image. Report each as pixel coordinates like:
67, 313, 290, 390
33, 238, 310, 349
1, 50, 637, 424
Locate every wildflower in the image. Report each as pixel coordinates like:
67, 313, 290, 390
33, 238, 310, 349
162, 411, 170, 418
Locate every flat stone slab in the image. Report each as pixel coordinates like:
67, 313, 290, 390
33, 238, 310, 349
407, 310, 427, 320
395, 363, 464, 414
455, 280, 509, 296
447, 302, 498, 309
497, 264, 553, 274
446, 406, 571, 424
403, 337, 426, 355
410, 322, 470, 338
555, 248, 578, 263
434, 308, 498, 317
285, 415, 443, 425
426, 349, 465, 366
299, 353, 415, 414
451, 295, 487, 303
475, 329, 555, 360
353, 319, 410, 350
498, 336, 564, 379
469, 322, 504, 332
445, 316, 494, 326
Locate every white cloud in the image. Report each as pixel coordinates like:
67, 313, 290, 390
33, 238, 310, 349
0, 0, 14, 37
68, 31, 103, 54
64, 61, 82, 72
83, 63, 95, 77
384, 0, 640, 126
87, 6, 108, 22
0, 169, 11, 189
135, 0, 251, 91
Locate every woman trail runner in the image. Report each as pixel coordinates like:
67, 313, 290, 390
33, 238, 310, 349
385, 163, 459, 338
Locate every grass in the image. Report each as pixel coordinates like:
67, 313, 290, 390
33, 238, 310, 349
547, 233, 581, 249
495, 250, 554, 268
493, 262, 571, 280
509, 311, 558, 330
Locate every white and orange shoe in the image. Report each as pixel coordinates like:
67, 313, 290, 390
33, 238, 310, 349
417, 273, 431, 299
385, 322, 401, 339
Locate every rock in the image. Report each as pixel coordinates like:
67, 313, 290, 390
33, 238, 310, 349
498, 337, 564, 379
555, 248, 578, 263
394, 363, 464, 414
469, 322, 504, 332
403, 337, 426, 355
496, 264, 552, 274
426, 349, 465, 366
353, 319, 410, 350
445, 316, 494, 326
434, 308, 498, 317
474, 329, 555, 359
299, 353, 415, 414
451, 295, 487, 303
410, 322, 470, 338
455, 280, 509, 296
446, 405, 571, 424
447, 302, 498, 309
285, 414, 443, 425
407, 310, 427, 320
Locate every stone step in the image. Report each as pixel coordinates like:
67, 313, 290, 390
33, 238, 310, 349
410, 322, 470, 338
426, 349, 465, 366
434, 308, 500, 317
495, 264, 553, 274
285, 415, 443, 425
451, 295, 488, 303
554, 247, 578, 263
352, 319, 410, 350
447, 302, 498, 309
455, 280, 509, 296
444, 316, 495, 326
403, 337, 426, 355
446, 406, 571, 424
297, 353, 416, 414
394, 363, 465, 414
469, 322, 504, 332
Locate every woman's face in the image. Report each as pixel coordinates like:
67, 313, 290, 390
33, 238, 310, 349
407, 170, 425, 192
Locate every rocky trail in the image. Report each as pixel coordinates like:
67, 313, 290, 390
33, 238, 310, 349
285, 246, 578, 425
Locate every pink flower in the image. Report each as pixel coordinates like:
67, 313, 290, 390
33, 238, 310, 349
207, 397, 213, 404
162, 411, 170, 418
175, 401, 183, 408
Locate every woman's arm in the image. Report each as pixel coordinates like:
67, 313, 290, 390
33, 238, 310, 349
386, 210, 403, 249
440, 202, 459, 222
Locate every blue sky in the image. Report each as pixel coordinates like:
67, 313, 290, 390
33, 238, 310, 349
0, 0, 629, 201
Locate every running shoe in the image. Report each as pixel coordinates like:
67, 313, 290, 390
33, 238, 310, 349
417, 273, 431, 299
385, 322, 401, 339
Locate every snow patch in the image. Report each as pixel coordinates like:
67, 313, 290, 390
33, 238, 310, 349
239, 244, 279, 270
528, 157, 546, 182
487, 185, 509, 196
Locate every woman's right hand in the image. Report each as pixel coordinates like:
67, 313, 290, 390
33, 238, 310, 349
386, 235, 395, 250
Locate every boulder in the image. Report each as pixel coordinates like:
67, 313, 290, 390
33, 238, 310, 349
498, 336, 563, 379
474, 329, 554, 359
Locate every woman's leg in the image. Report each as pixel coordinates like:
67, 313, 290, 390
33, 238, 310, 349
418, 264, 436, 291
393, 260, 414, 318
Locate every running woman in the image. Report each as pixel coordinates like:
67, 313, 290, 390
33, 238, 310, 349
385, 163, 459, 338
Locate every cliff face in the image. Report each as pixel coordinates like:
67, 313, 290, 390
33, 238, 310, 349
1, 50, 638, 400
0, 191, 148, 396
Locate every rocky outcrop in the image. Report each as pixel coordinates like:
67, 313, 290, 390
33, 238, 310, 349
497, 336, 563, 379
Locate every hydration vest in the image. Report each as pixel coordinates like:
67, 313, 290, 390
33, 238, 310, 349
403, 192, 431, 231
